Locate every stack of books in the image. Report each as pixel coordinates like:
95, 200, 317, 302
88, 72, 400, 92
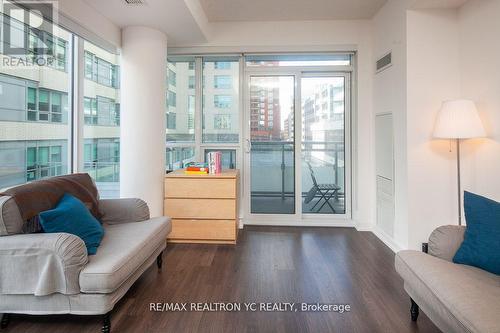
184, 163, 209, 175
207, 151, 222, 174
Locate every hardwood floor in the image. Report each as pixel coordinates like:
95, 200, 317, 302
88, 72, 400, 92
4, 227, 440, 333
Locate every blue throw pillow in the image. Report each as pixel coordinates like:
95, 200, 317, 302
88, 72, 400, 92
453, 191, 500, 275
39, 193, 104, 255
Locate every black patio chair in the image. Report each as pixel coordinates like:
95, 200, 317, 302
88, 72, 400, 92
305, 162, 341, 213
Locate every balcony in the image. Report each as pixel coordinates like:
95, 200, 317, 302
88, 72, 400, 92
250, 141, 345, 215
83, 161, 120, 198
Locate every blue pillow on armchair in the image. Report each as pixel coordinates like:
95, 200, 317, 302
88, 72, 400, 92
39, 193, 104, 255
453, 191, 500, 275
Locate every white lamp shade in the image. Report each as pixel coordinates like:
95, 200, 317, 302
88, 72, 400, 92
433, 99, 486, 139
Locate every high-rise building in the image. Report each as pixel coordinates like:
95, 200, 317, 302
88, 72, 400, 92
165, 59, 240, 170
249, 77, 281, 141
0, 13, 120, 197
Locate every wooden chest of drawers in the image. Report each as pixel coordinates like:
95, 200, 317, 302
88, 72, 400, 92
164, 169, 239, 244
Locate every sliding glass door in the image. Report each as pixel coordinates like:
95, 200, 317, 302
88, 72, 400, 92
245, 70, 350, 221
301, 76, 347, 214
249, 76, 295, 214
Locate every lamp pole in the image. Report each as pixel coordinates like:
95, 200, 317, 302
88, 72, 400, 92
456, 138, 462, 225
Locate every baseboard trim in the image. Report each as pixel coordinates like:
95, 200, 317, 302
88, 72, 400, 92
371, 226, 403, 253
243, 219, 355, 227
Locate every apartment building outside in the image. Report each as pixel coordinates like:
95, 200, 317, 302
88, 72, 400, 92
0, 13, 120, 197
166, 59, 240, 170
250, 79, 282, 141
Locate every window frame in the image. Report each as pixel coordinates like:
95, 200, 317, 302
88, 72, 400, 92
0, 7, 121, 193
26, 87, 67, 123
166, 56, 243, 172
84, 50, 119, 88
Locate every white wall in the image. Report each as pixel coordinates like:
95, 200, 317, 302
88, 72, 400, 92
372, 1, 465, 250
459, 0, 500, 202
372, 0, 412, 250
173, 19, 375, 229
406, 9, 461, 249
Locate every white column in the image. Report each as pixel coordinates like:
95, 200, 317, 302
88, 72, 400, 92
120, 26, 167, 217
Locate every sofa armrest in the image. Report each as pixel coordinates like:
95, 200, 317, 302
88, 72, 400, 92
0, 233, 88, 296
99, 198, 150, 225
428, 225, 466, 261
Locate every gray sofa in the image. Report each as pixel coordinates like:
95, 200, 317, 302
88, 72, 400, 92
0, 194, 171, 332
395, 225, 500, 333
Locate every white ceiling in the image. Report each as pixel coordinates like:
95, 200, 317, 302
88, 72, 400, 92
199, 0, 388, 22
80, 0, 469, 47
83, 0, 208, 45
411, 0, 468, 9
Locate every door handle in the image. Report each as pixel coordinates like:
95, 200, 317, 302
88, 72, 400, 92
245, 139, 252, 153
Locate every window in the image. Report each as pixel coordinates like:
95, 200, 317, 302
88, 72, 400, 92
83, 41, 120, 198
26, 31, 68, 72
204, 149, 236, 169
97, 59, 112, 86
214, 75, 232, 89
24, 144, 65, 182
166, 147, 195, 171
83, 139, 120, 183
246, 54, 352, 67
214, 62, 231, 69
167, 91, 176, 107
83, 96, 119, 126
214, 95, 232, 109
39, 90, 49, 113
84, 51, 119, 88
166, 58, 195, 144
51, 92, 62, 122
168, 69, 176, 86
202, 58, 239, 143
55, 39, 67, 71
25, 87, 68, 124
84, 52, 95, 80
214, 115, 231, 130
188, 95, 195, 130
0, 5, 122, 195
97, 96, 117, 126
84, 97, 98, 125
166, 113, 176, 129
27, 87, 36, 120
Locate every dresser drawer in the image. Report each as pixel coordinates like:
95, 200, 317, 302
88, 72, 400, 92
165, 178, 236, 199
168, 219, 236, 241
164, 198, 236, 219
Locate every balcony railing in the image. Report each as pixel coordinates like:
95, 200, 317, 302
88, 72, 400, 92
163, 140, 345, 205
250, 140, 345, 199
83, 161, 120, 182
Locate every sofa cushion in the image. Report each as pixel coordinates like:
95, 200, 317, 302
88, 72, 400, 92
79, 217, 171, 293
453, 191, 500, 275
396, 250, 500, 333
39, 194, 105, 255
0, 196, 23, 236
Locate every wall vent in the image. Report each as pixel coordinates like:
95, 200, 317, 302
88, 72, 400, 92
124, 0, 146, 5
376, 52, 392, 73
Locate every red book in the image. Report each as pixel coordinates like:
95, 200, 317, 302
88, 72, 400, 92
186, 166, 208, 172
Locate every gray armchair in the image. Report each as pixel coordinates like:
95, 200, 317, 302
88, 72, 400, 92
0, 196, 171, 333
395, 225, 500, 333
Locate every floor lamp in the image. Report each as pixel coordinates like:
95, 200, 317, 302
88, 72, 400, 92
433, 100, 486, 225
